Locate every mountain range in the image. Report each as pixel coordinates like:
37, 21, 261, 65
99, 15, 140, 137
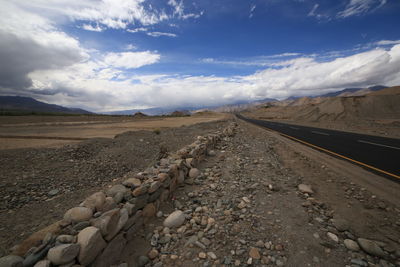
0, 85, 389, 115
0, 96, 91, 114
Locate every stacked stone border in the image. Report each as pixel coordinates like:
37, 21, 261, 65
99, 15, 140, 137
0, 122, 237, 267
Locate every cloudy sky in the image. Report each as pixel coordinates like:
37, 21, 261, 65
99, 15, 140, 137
1, 0, 400, 112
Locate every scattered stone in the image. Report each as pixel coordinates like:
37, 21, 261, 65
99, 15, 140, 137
198, 252, 207, 259
64, 207, 93, 223
357, 238, 386, 258
207, 252, 217, 260
48, 189, 59, 197
249, 247, 261, 259
298, 184, 314, 194
327, 232, 339, 243
47, 244, 80, 265
189, 168, 200, 179
148, 249, 159, 260
163, 210, 186, 228
77, 227, 107, 265
344, 239, 360, 251
255, 240, 264, 248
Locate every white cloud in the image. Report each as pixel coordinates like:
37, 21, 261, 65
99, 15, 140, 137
81, 24, 103, 32
375, 40, 400, 46
146, 32, 178, 38
103, 51, 160, 69
167, 0, 203, 20
24, 43, 400, 111
127, 27, 148, 33
308, 4, 319, 17
125, 44, 137, 50
9, 0, 201, 32
337, 0, 386, 18
249, 4, 256, 18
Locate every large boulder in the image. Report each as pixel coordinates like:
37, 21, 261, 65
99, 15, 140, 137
80, 192, 106, 212
163, 210, 186, 228
105, 208, 128, 241
77, 227, 107, 265
357, 238, 386, 257
123, 178, 141, 188
47, 244, 80, 265
92, 233, 126, 267
64, 207, 93, 223
91, 209, 120, 237
0, 255, 24, 267
106, 184, 128, 197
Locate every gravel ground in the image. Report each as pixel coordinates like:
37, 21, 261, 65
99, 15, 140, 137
0, 120, 229, 256
120, 119, 400, 266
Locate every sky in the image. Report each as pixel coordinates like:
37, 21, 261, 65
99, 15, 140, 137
0, 0, 400, 112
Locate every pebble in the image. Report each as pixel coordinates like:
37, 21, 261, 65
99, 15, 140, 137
163, 210, 186, 228
249, 247, 261, 259
199, 252, 207, 259
327, 232, 339, 243
148, 249, 159, 260
48, 189, 59, 196
207, 252, 217, 260
298, 184, 314, 194
344, 239, 360, 251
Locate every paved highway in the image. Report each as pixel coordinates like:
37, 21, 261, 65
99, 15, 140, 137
237, 114, 400, 181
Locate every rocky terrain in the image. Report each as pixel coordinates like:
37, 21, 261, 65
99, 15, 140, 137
0, 120, 229, 256
120, 119, 400, 266
1, 117, 399, 266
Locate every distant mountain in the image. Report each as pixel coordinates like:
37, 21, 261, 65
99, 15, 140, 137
105, 98, 278, 115
319, 85, 387, 98
0, 96, 92, 114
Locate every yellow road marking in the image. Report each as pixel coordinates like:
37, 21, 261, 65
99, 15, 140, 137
245, 119, 400, 180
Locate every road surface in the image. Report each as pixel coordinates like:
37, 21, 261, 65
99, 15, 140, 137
237, 115, 400, 181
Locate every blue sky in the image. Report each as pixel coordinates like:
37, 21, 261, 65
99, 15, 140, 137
1, 0, 400, 111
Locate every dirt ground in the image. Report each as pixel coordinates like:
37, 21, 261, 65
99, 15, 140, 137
1, 116, 399, 266
120, 118, 400, 266
0, 118, 230, 256
0, 113, 226, 150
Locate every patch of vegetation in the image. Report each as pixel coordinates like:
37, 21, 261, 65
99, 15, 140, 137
153, 128, 161, 135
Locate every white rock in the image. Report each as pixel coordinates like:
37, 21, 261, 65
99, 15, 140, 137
47, 244, 80, 265
298, 184, 314, 194
163, 210, 186, 228
327, 232, 339, 243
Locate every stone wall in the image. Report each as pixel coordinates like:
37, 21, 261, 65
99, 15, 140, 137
0, 122, 237, 267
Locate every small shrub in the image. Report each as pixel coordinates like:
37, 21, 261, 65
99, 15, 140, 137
153, 128, 161, 135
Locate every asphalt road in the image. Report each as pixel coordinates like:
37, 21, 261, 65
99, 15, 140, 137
237, 114, 400, 181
